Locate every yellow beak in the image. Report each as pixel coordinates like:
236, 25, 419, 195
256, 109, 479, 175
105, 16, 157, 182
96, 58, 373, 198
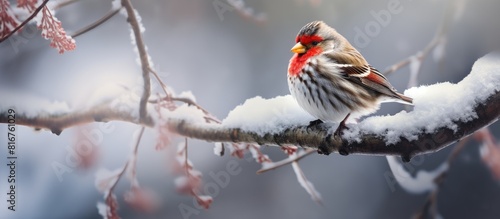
290, 42, 306, 54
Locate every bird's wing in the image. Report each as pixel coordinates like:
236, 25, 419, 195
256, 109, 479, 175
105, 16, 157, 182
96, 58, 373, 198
335, 64, 372, 78
339, 65, 412, 103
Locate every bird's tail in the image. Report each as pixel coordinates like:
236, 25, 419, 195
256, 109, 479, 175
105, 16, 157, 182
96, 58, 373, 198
395, 93, 413, 105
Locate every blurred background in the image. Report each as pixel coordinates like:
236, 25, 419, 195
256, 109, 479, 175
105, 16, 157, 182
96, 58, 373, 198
1, 0, 500, 218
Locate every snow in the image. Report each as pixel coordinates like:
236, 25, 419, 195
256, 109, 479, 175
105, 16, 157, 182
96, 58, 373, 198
386, 156, 448, 194
160, 104, 208, 124
111, 0, 122, 11
222, 95, 315, 135
177, 91, 197, 102
84, 83, 135, 109
344, 52, 500, 144
3, 82, 143, 120
222, 53, 499, 143
0, 90, 71, 118
213, 142, 224, 156
94, 168, 122, 193
115, 0, 154, 68
96, 202, 108, 219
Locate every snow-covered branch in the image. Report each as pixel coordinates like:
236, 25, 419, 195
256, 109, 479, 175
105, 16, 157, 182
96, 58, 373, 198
169, 89, 498, 161
0, 103, 150, 135
120, 0, 152, 124
0, 53, 499, 161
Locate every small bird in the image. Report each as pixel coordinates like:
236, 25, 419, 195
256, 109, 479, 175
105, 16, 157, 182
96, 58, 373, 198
288, 21, 413, 136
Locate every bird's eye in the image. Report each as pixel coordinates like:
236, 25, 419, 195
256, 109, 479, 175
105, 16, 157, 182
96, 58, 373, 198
311, 41, 319, 46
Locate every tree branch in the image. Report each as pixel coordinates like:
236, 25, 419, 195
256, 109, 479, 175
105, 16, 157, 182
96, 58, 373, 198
382, 0, 456, 76
0, 104, 152, 135
1, 50, 499, 162
71, 7, 121, 38
168, 90, 499, 161
121, 0, 152, 124
2, 90, 496, 161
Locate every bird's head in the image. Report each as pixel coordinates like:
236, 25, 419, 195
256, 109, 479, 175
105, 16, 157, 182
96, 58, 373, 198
291, 21, 342, 56
288, 21, 366, 76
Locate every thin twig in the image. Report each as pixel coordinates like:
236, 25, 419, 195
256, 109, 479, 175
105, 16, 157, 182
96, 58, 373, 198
257, 149, 315, 174
291, 161, 323, 205
414, 136, 470, 219
98, 126, 144, 218
148, 67, 171, 97
0, 0, 49, 43
382, 0, 455, 76
149, 95, 221, 124
71, 7, 121, 38
52, 0, 81, 10
121, 0, 152, 124
109, 126, 144, 191
147, 66, 221, 124
104, 125, 145, 214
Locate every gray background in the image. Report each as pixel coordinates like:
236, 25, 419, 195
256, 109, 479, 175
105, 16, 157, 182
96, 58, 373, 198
1, 0, 499, 218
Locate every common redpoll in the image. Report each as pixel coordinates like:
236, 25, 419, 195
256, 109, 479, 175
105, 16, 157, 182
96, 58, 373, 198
288, 21, 413, 138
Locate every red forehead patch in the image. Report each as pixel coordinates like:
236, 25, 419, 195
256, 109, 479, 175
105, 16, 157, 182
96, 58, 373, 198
296, 35, 323, 44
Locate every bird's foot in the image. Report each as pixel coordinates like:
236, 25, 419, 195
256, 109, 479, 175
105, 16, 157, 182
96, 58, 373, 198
307, 119, 323, 129
333, 122, 348, 138
333, 113, 351, 138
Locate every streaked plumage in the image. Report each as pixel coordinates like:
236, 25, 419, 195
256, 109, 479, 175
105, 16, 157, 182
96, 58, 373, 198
287, 21, 412, 135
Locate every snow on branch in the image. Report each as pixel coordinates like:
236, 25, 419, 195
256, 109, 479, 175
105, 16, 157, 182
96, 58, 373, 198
0, 53, 499, 161
120, 0, 152, 124
175, 53, 500, 161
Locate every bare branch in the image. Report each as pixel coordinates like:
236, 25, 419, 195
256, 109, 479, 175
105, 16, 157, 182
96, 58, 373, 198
382, 0, 456, 76
98, 126, 144, 219
257, 149, 315, 174
52, 0, 81, 10
71, 7, 121, 38
414, 134, 470, 218
291, 161, 323, 205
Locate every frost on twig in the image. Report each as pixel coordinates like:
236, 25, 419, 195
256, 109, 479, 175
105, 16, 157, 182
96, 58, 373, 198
292, 161, 322, 205
119, 0, 152, 124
